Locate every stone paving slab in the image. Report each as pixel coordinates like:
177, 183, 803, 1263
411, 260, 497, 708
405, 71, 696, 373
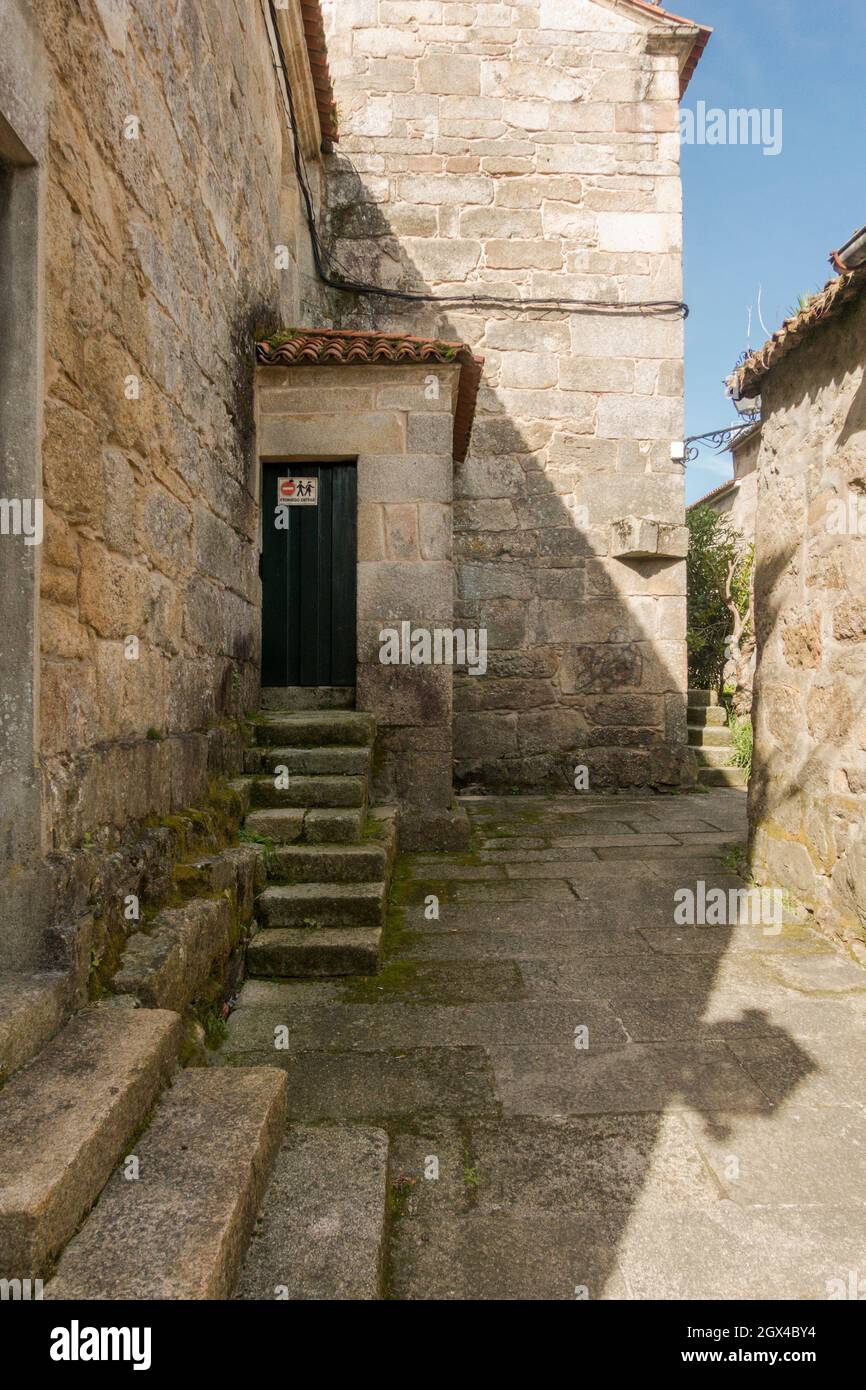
219, 788, 866, 1300
727, 1032, 866, 1109
681, 1105, 866, 1206
612, 991, 866, 1045
391, 1210, 630, 1300
274, 1047, 500, 1122
389, 926, 652, 960
224, 999, 629, 1054
617, 1201, 866, 1300
486, 1041, 772, 1119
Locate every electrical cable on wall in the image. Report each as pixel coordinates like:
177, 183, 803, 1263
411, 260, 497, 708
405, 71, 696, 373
265, 0, 689, 320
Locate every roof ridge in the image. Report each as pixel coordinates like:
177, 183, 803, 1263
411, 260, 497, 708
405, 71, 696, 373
730, 265, 866, 398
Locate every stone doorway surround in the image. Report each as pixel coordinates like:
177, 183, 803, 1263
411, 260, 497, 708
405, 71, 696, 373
0, 1, 51, 970
255, 329, 483, 848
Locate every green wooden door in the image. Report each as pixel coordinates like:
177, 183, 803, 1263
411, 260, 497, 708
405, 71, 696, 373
261, 462, 357, 686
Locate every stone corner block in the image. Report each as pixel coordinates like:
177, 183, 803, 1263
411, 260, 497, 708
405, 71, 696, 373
611, 517, 689, 560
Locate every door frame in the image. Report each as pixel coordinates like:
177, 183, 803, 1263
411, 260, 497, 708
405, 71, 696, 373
259, 457, 358, 688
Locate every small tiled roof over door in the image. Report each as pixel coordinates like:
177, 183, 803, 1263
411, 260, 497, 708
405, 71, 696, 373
256, 328, 484, 463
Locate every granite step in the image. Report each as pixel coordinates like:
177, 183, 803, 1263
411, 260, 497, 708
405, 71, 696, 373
236, 1125, 389, 1300
248, 775, 367, 810
257, 881, 386, 929
244, 807, 365, 845
694, 745, 736, 769
114, 896, 235, 1013
45, 1067, 287, 1300
688, 723, 732, 748
261, 687, 355, 711
687, 704, 728, 727
699, 766, 748, 788
687, 688, 719, 707
0, 973, 68, 1084
267, 843, 389, 885
0, 1006, 182, 1279
246, 745, 371, 777
253, 711, 375, 748
246, 926, 383, 978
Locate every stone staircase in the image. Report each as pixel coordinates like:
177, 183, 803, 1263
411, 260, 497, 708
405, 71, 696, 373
240, 708, 395, 979
687, 689, 747, 789
0, 701, 396, 1300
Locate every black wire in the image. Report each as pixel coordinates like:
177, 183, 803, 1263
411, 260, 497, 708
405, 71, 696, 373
268, 2, 689, 320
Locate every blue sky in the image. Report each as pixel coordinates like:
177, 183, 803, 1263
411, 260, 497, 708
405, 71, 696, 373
681, 0, 865, 503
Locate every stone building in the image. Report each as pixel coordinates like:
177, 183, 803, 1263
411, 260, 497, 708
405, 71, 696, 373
0, 0, 710, 983
688, 420, 760, 539
728, 228, 866, 957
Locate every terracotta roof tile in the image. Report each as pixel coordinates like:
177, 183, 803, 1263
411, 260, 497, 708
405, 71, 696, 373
300, 2, 338, 143
256, 328, 484, 463
729, 266, 866, 399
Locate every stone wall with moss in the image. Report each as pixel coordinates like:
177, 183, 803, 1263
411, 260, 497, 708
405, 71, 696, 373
34, 0, 320, 841
749, 288, 866, 960
28, 0, 320, 962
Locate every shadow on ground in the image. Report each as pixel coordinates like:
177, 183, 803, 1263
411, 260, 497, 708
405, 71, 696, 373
219, 787, 866, 1300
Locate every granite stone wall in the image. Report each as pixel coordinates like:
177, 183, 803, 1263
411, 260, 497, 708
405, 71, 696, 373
318, 0, 694, 790
14, 0, 321, 967
749, 288, 866, 958
34, 0, 321, 850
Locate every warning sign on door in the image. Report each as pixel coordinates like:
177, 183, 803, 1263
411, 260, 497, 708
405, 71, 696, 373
278, 476, 318, 506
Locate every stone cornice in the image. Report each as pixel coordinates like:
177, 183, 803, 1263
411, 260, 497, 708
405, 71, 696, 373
273, 1, 324, 159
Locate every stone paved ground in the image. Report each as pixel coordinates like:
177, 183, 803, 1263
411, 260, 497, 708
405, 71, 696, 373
222, 789, 866, 1300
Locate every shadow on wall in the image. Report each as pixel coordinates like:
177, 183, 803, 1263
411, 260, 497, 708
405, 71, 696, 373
266, 160, 826, 1302
746, 331, 866, 938
308, 158, 695, 796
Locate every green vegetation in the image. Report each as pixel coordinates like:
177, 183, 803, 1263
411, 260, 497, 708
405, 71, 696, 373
686, 505, 753, 692
237, 825, 276, 869
728, 709, 753, 778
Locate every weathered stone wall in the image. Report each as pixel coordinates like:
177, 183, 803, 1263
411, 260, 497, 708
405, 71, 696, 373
749, 289, 866, 959
318, 0, 693, 790
34, 0, 320, 833
24, 0, 321, 964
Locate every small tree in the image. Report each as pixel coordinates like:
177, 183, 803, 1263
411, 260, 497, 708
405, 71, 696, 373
686, 505, 753, 705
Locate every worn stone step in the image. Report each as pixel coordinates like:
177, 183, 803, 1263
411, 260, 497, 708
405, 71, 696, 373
687, 724, 731, 748
245, 808, 365, 845
0, 974, 68, 1084
268, 843, 388, 885
304, 808, 365, 843
0, 1006, 182, 1279
236, 1125, 388, 1300
699, 765, 748, 788
257, 882, 386, 929
114, 897, 235, 1012
687, 704, 727, 726
254, 711, 375, 748
246, 927, 382, 978
694, 745, 735, 769
45, 1067, 287, 1300
248, 775, 367, 810
261, 686, 355, 711
244, 808, 305, 844
246, 745, 371, 777
687, 689, 719, 707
